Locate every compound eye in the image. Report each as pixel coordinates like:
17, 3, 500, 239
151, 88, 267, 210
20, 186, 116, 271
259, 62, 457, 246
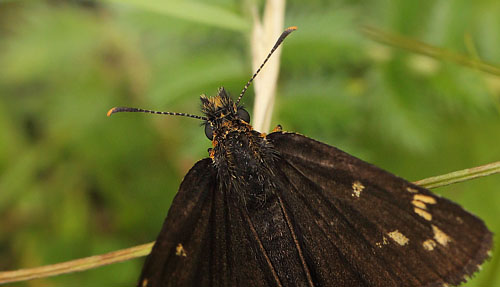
204, 123, 214, 140
237, 108, 250, 123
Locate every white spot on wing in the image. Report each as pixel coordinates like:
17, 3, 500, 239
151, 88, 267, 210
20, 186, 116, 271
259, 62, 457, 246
432, 225, 451, 246
376, 236, 389, 248
414, 207, 432, 221
422, 239, 437, 251
411, 200, 426, 209
387, 230, 409, 246
414, 194, 436, 204
412, 193, 437, 221
352, 181, 365, 198
406, 187, 418, 193
176, 243, 187, 257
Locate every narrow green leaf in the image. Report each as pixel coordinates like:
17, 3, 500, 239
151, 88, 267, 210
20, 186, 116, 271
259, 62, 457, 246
361, 25, 500, 77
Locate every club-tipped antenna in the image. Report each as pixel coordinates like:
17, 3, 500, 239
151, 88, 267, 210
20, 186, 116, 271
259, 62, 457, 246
107, 107, 207, 121
235, 26, 297, 106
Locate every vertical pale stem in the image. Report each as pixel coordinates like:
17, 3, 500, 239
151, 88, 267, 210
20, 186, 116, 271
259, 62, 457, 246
251, 0, 286, 132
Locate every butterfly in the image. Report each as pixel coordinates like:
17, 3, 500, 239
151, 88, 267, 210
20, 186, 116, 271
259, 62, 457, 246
108, 27, 492, 287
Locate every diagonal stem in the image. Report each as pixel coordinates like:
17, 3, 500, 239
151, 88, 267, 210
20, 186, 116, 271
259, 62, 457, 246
414, 161, 500, 189
0, 243, 153, 284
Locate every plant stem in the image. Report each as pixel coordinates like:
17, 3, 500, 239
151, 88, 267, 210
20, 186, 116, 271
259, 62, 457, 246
414, 161, 500, 189
250, 0, 286, 132
0, 242, 153, 284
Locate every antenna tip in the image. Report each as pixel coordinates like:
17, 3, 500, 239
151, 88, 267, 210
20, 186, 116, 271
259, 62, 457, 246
286, 26, 298, 31
107, 107, 118, 117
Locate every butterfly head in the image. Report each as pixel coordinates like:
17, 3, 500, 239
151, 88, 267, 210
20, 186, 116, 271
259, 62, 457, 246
200, 87, 251, 141
107, 26, 296, 159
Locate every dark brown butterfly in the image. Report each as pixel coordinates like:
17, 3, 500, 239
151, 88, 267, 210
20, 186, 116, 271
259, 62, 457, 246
108, 27, 492, 287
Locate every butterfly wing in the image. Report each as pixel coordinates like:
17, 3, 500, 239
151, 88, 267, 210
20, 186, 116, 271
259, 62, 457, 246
137, 158, 216, 287
138, 158, 277, 287
266, 132, 492, 287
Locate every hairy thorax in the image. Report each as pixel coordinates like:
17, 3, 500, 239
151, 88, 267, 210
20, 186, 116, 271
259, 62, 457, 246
211, 122, 278, 207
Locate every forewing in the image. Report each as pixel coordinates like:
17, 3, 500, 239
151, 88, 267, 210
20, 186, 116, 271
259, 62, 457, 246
138, 158, 276, 287
267, 132, 492, 287
138, 158, 216, 287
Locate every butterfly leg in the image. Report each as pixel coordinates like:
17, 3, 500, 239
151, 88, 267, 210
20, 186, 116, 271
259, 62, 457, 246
271, 125, 283, 133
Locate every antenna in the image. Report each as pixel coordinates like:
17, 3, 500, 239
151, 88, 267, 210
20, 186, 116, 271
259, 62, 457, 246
107, 26, 296, 120
235, 26, 297, 106
107, 107, 207, 121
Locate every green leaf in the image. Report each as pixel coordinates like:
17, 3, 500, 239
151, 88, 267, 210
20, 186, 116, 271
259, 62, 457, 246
106, 0, 250, 31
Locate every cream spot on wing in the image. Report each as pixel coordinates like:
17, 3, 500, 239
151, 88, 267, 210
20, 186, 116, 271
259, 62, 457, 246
176, 243, 187, 257
414, 207, 432, 221
352, 181, 365, 198
414, 194, 436, 204
387, 230, 409, 246
406, 187, 418, 193
412, 194, 437, 221
141, 279, 149, 287
432, 225, 451, 246
422, 239, 437, 251
456, 216, 463, 224
411, 200, 427, 209
376, 236, 389, 248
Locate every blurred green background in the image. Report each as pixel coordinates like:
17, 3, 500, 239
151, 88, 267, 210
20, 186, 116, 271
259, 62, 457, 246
1, 0, 499, 286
